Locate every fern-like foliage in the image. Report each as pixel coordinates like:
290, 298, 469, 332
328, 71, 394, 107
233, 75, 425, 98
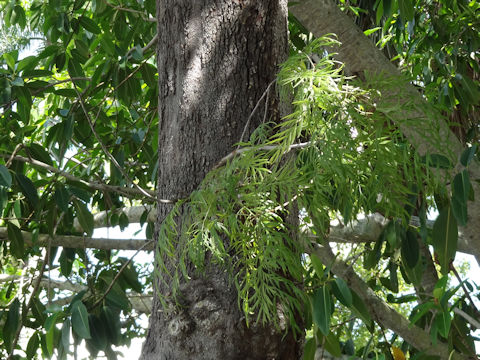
155, 37, 437, 330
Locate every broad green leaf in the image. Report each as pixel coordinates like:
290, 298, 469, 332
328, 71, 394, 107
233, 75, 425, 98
398, 0, 414, 22
460, 144, 477, 166
0, 164, 12, 187
421, 154, 453, 169
16, 173, 39, 207
312, 285, 331, 335
45, 323, 55, 356
7, 222, 24, 258
351, 291, 372, 328
435, 311, 451, 338
59, 248, 76, 277
324, 332, 342, 357
86, 314, 107, 351
27, 143, 53, 166
432, 206, 458, 274
330, 277, 352, 307
452, 170, 470, 226
409, 301, 435, 325
451, 196, 468, 227
310, 253, 324, 279
453, 170, 470, 203
67, 57, 86, 88
61, 318, 71, 350
105, 283, 130, 311
303, 337, 316, 360
3, 298, 20, 352
54, 185, 70, 212
74, 199, 94, 236
71, 301, 91, 339
26, 331, 40, 359
401, 228, 419, 268
79, 15, 101, 34
140, 63, 157, 87
101, 306, 121, 345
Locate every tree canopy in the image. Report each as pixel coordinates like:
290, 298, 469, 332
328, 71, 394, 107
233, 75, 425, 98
0, 0, 479, 359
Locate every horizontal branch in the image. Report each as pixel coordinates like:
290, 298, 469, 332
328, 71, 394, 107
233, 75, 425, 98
0, 228, 155, 251
308, 243, 468, 360
0, 154, 156, 200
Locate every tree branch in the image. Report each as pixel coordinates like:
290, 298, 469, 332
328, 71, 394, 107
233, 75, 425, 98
308, 242, 469, 360
0, 228, 154, 251
290, 0, 480, 263
0, 153, 156, 200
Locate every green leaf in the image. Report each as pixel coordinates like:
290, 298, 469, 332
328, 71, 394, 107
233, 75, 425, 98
16, 173, 39, 207
401, 228, 419, 268
303, 337, 316, 360
79, 15, 101, 34
324, 332, 342, 357
310, 253, 324, 279
7, 222, 24, 258
54, 185, 70, 212
45, 322, 55, 356
312, 285, 331, 335
0, 164, 12, 187
71, 300, 91, 339
420, 154, 453, 169
432, 206, 458, 274
67, 57, 86, 88
101, 306, 121, 345
3, 298, 20, 352
451, 195, 468, 227
27, 143, 53, 166
26, 331, 40, 359
61, 317, 71, 349
453, 170, 470, 203
105, 283, 130, 311
59, 248, 76, 277
460, 144, 477, 166
435, 311, 451, 338
351, 291, 372, 328
398, 0, 414, 22
86, 314, 107, 351
330, 278, 352, 307
74, 199, 94, 236
140, 63, 157, 87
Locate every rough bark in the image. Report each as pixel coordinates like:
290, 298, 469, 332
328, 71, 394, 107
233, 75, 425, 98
290, 0, 480, 262
141, 1, 301, 359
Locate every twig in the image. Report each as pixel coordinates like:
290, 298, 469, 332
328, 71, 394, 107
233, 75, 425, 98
7, 251, 49, 360
89, 240, 154, 310
237, 80, 276, 148
453, 307, 480, 329
215, 141, 310, 170
5, 143, 23, 168
0, 153, 157, 201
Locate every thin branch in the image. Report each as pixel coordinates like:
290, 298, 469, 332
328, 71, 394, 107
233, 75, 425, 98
7, 251, 49, 360
0, 227, 154, 251
71, 79, 157, 201
237, 79, 276, 148
307, 241, 468, 360
89, 240, 154, 310
453, 307, 480, 329
0, 153, 157, 201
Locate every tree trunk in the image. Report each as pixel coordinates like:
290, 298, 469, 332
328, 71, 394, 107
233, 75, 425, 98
141, 1, 301, 359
